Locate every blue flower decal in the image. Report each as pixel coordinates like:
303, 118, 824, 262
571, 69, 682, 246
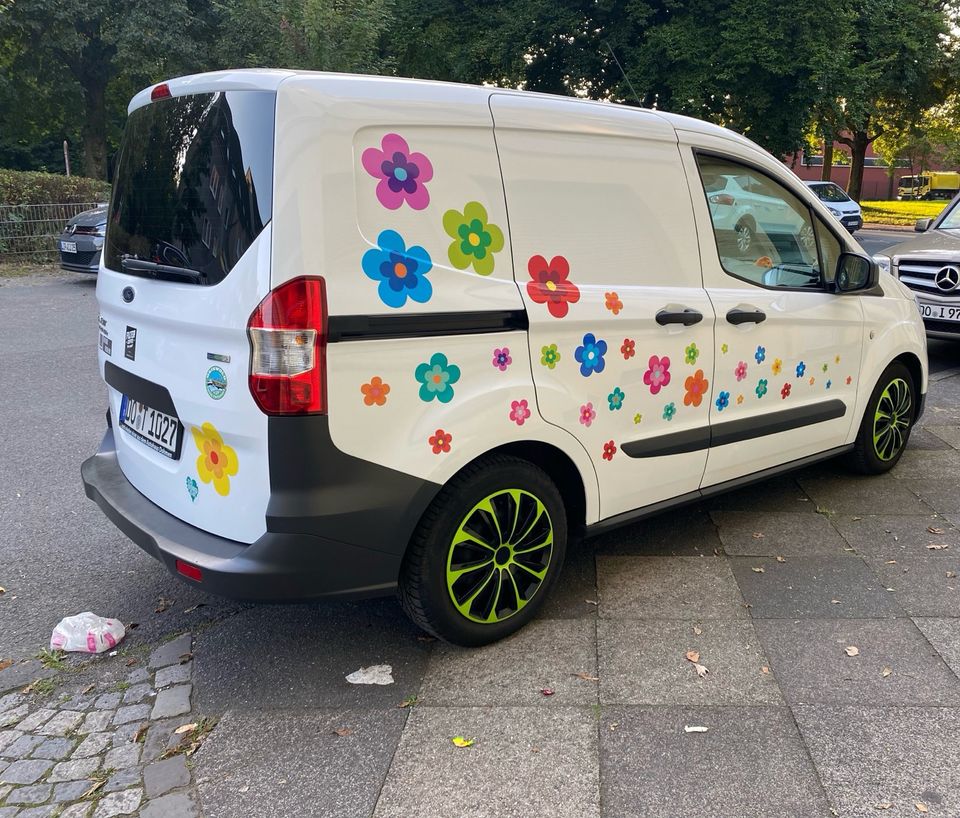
186, 476, 198, 502
663, 402, 677, 421
715, 390, 730, 411
826, 379, 832, 389
608, 387, 625, 411
755, 346, 766, 364
796, 361, 806, 378
756, 378, 768, 399
575, 333, 607, 377
362, 229, 433, 309
415, 352, 461, 403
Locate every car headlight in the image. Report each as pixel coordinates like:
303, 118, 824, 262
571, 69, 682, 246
873, 254, 892, 276
829, 207, 842, 217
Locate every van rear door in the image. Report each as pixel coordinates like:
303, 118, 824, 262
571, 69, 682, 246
97, 87, 276, 543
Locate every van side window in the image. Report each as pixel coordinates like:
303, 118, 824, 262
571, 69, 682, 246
815, 217, 842, 283
696, 155, 825, 290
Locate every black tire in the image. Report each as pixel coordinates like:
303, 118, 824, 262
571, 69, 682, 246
848, 361, 916, 475
399, 454, 567, 646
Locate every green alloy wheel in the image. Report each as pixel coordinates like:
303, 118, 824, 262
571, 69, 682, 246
850, 361, 915, 474
400, 455, 567, 646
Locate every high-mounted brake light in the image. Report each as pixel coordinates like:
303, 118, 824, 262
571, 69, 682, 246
247, 277, 327, 415
151, 83, 172, 101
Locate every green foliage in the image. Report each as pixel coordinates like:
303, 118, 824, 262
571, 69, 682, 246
0, 169, 110, 205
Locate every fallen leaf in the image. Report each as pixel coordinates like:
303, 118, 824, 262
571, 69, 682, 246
882, 667, 892, 678
183, 603, 206, 613
0, 586, 5, 594
927, 544, 949, 551
761, 666, 770, 674
776, 556, 786, 563
126, 658, 137, 667
155, 597, 173, 613
333, 727, 352, 737
81, 780, 104, 799
947, 571, 957, 579
928, 526, 945, 535
845, 646, 860, 657
540, 688, 555, 697
584, 599, 599, 606
179, 652, 193, 664
693, 663, 709, 678
531, 746, 541, 753
852, 515, 862, 521
831, 599, 842, 604
752, 567, 765, 573
885, 560, 897, 565
916, 804, 928, 814
572, 672, 599, 682
451, 736, 475, 748
685, 650, 701, 663
82, 683, 96, 695
608, 722, 619, 731
693, 625, 703, 636
126, 622, 139, 630
416, 635, 436, 643
345, 665, 394, 685
398, 696, 420, 709
0, 659, 12, 672
874, 804, 892, 810
174, 723, 198, 735
684, 725, 709, 733
752, 532, 765, 539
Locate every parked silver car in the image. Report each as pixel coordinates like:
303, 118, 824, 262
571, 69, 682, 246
874, 194, 960, 339
58, 205, 108, 273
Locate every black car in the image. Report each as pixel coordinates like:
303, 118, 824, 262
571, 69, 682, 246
58, 205, 108, 273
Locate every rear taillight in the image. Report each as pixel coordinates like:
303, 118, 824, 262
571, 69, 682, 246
247, 277, 327, 415
709, 193, 736, 206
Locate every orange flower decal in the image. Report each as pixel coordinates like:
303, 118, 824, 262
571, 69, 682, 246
604, 292, 623, 315
683, 369, 709, 407
191, 422, 238, 497
361, 376, 390, 406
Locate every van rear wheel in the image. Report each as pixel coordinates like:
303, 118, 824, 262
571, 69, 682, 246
399, 455, 567, 646
849, 361, 915, 474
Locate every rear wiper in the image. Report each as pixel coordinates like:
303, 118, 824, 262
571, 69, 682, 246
121, 257, 206, 282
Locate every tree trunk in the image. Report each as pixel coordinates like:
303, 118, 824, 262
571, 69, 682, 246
80, 75, 108, 180
821, 139, 833, 182
847, 131, 869, 202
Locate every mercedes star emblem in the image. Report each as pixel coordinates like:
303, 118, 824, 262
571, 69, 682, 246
934, 265, 960, 293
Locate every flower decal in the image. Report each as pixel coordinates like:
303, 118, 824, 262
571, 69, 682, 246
621, 338, 636, 360
185, 476, 198, 502
822, 363, 829, 373
509, 399, 532, 426
796, 361, 806, 378
781, 383, 792, 400
579, 402, 597, 427
846, 375, 853, 385
809, 376, 816, 385
608, 387, 625, 411
362, 230, 433, 309
492, 347, 512, 372
663, 402, 677, 421
826, 379, 832, 389
735, 361, 748, 381
191, 422, 239, 497
575, 333, 607, 377
685, 343, 700, 365
361, 133, 433, 210
835, 355, 841, 364
604, 292, 623, 315
755, 346, 766, 364
721, 343, 729, 354
684, 369, 709, 407
756, 379, 768, 399
736, 394, 744, 405
443, 202, 504, 275
715, 391, 730, 412
643, 355, 671, 395
772, 358, 782, 376
415, 352, 461, 403
526, 255, 580, 318
633, 413, 643, 424
429, 429, 452, 454
602, 440, 617, 461
541, 344, 561, 369
361, 376, 390, 406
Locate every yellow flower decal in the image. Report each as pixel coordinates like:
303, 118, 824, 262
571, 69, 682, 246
771, 358, 782, 375
191, 422, 238, 497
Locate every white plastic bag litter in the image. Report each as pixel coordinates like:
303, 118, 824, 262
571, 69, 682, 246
50, 612, 126, 654
345, 664, 394, 685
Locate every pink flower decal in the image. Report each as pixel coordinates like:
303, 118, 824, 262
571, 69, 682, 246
643, 355, 671, 395
492, 347, 512, 371
735, 361, 748, 381
361, 133, 433, 210
579, 402, 596, 427
510, 399, 532, 426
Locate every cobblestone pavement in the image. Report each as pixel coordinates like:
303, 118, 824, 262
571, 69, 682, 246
2, 271, 960, 817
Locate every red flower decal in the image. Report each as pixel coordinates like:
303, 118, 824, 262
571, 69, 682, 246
602, 440, 617, 461
621, 338, 636, 360
428, 429, 452, 454
846, 375, 852, 385
526, 255, 580, 318
781, 383, 792, 400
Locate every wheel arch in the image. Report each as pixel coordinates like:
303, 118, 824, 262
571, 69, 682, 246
891, 351, 924, 421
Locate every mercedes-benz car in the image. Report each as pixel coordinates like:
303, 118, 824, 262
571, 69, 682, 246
874, 193, 960, 339
58, 205, 108, 273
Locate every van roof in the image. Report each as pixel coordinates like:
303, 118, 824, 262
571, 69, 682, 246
130, 68, 758, 151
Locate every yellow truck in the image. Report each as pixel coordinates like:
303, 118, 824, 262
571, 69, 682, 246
898, 171, 960, 200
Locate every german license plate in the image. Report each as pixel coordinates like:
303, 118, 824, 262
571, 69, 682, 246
119, 395, 182, 458
918, 301, 960, 323
60, 240, 77, 253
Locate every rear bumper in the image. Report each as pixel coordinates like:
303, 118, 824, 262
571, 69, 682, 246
81, 429, 403, 601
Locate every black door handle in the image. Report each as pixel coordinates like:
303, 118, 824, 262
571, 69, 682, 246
726, 308, 766, 325
656, 308, 703, 326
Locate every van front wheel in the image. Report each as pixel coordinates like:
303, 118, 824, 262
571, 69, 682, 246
399, 455, 567, 646
849, 362, 915, 474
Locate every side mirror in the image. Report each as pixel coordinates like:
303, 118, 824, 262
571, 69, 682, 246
915, 218, 932, 232
835, 253, 878, 293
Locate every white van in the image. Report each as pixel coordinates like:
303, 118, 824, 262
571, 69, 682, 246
82, 70, 928, 645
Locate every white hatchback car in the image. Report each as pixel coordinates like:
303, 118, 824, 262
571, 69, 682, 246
82, 70, 928, 645
805, 181, 864, 234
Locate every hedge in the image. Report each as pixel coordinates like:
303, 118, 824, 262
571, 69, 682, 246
0, 169, 111, 206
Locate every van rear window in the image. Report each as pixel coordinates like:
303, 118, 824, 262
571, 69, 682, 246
105, 91, 275, 285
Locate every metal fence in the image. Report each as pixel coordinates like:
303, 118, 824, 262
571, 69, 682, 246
0, 202, 104, 259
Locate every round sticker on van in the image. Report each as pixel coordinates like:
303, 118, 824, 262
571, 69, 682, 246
205, 366, 227, 400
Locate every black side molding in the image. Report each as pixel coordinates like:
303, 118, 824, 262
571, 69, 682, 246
622, 399, 847, 458
104, 361, 178, 417
328, 310, 528, 342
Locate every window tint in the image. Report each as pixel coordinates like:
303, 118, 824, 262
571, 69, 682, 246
696, 155, 824, 289
815, 218, 842, 283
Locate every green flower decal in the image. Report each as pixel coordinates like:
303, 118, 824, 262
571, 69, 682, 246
633, 413, 643, 424
721, 343, 729, 354
443, 201, 504, 275
822, 362, 829, 373
415, 352, 461, 403
685, 342, 700, 365
541, 344, 561, 369
663, 402, 677, 421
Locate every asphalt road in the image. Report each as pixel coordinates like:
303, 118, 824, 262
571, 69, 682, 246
855, 227, 914, 258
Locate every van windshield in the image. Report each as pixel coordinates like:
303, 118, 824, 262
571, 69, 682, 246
810, 183, 851, 203
105, 90, 275, 285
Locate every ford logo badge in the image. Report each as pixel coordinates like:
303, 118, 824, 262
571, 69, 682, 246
122, 286, 135, 303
